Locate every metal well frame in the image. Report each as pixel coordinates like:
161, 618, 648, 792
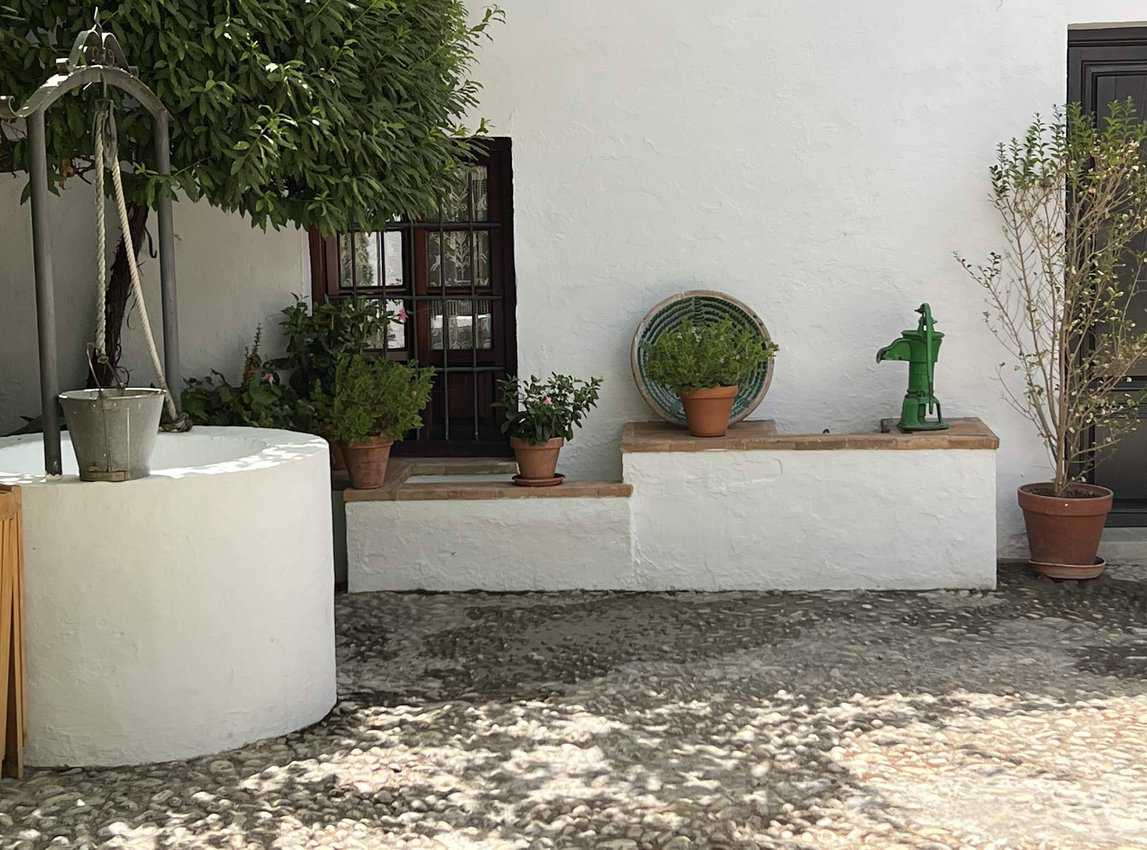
1, 22, 180, 475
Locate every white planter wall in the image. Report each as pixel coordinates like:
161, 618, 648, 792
347, 427, 998, 592
348, 497, 634, 592
626, 449, 997, 591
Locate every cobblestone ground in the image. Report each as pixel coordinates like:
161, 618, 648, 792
5, 567, 1147, 849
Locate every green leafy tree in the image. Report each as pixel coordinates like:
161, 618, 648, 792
0, 0, 500, 381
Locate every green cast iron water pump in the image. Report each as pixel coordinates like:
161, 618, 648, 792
876, 303, 948, 432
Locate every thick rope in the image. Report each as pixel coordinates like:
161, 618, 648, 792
93, 108, 107, 363
94, 104, 178, 421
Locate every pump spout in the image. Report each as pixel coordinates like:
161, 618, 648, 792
876, 337, 912, 363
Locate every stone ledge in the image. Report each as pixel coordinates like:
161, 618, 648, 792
344, 457, 631, 502
621, 417, 999, 452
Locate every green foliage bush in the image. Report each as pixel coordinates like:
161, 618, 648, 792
271, 297, 389, 399
181, 328, 298, 428
644, 319, 777, 394
183, 297, 405, 436
0, 1, 502, 231
499, 374, 602, 445
324, 354, 435, 444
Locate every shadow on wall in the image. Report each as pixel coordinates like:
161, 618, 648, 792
0, 175, 307, 436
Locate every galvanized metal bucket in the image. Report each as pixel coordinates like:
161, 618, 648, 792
59, 388, 165, 482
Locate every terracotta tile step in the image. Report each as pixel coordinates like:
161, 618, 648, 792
621, 418, 999, 452
342, 456, 630, 501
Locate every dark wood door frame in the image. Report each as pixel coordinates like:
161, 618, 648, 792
1070, 28, 1147, 525
308, 138, 518, 457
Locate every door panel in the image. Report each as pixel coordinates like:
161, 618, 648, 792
1070, 29, 1147, 517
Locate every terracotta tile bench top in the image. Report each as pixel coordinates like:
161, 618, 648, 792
621, 418, 999, 453
343, 457, 632, 502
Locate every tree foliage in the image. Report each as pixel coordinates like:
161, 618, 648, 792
958, 101, 1147, 496
0, 0, 501, 231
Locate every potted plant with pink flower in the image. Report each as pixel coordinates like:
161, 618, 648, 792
499, 374, 603, 485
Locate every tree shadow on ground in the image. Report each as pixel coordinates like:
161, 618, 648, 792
5, 567, 1147, 849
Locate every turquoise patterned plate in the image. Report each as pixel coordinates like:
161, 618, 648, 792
631, 290, 775, 426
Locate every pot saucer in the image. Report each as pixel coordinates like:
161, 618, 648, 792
512, 473, 565, 488
1030, 557, 1106, 580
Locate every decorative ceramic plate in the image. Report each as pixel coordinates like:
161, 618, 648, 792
630, 290, 775, 426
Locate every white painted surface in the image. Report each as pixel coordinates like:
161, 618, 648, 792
0, 178, 307, 437
464, 0, 1147, 556
349, 443, 996, 592
7, 3, 1146, 555
347, 496, 634, 592
626, 449, 997, 591
0, 427, 336, 766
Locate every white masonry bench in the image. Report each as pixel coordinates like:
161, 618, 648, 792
346, 418, 998, 593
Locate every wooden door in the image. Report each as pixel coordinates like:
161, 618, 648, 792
1070, 28, 1147, 524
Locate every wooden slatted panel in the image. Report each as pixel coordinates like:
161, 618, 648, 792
0, 485, 25, 778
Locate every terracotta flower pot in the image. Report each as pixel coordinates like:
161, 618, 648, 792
1017, 482, 1113, 579
511, 436, 564, 482
680, 385, 739, 437
342, 437, 394, 490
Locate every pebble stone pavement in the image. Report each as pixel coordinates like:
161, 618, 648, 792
4, 566, 1147, 849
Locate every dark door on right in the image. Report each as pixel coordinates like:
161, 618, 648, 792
1070, 28, 1147, 525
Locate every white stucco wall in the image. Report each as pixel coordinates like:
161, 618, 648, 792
0, 176, 307, 437
464, 1, 1147, 557
6, 3, 1147, 556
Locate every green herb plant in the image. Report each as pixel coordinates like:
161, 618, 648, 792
499, 374, 603, 445
326, 354, 435, 444
644, 318, 777, 394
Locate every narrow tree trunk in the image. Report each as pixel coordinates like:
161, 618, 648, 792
89, 203, 149, 387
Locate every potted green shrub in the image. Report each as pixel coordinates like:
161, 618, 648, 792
959, 102, 1147, 578
272, 297, 392, 470
499, 374, 602, 485
644, 318, 777, 437
325, 354, 435, 489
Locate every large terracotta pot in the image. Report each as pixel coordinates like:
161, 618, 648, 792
342, 437, 393, 489
1018, 482, 1113, 579
511, 436, 564, 482
680, 385, 738, 438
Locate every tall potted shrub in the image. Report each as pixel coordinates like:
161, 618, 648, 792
499, 374, 602, 485
644, 318, 777, 437
959, 101, 1147, 578
273, 297, 392, 469
325, 354, 434, 489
